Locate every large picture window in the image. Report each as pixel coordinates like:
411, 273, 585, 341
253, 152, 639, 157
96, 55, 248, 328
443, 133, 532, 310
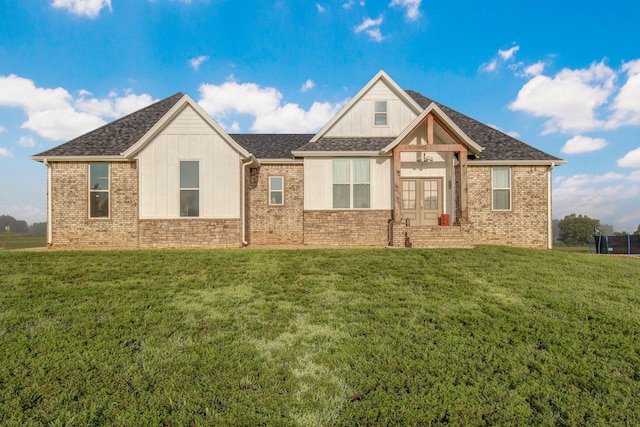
89, 163, 109, 218
492, 167, 511, 210
269, 176, 284, 205
180, 161, 199, 217
333, 159, 370, 209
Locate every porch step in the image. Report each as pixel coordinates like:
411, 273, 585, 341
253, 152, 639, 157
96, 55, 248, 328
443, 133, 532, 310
392, 224, 474, 248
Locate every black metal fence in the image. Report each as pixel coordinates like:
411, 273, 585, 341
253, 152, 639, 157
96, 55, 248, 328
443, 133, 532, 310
590, 233, 640, 255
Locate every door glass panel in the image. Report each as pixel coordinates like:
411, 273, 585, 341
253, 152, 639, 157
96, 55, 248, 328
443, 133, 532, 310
423, 180, 438, 210
402, 180, 416, 209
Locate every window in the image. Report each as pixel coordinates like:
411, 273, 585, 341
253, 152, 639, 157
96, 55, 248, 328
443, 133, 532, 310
333, 159, 370, 209
374, 101, 387, 126
89, 163, 109, 218
269, 176, 284, 205
180, 161, 199, 217
492, 167, 511, 210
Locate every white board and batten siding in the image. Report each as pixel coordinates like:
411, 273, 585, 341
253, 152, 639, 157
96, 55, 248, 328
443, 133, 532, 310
304, 157, 393, 210
137, 105, 241, 219
324, 80, 418, 137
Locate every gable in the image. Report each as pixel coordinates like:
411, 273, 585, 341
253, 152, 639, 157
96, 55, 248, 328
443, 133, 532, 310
311, 70, 422, 142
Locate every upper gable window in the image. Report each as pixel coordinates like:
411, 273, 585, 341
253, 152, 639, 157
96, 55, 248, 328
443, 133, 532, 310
374, 101, 387, 126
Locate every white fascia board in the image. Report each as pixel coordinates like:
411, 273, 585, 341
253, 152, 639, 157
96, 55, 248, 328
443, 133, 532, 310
381, 102, 483, 155
309, 70, 423, 143
469, 159, 567, 166
121, 94, 251, 159
30, 155, 128, 162
291, 151, 388, 157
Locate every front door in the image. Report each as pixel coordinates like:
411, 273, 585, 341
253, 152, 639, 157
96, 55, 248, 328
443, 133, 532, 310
402, 178, 442, 226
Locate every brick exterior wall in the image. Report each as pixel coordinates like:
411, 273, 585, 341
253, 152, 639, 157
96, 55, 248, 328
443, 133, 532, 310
139, 219, 241, 248
391, 223, 473, 248
49, 161, 139, 248
246, 164, 304, 245
465, 165, 550, 249
303, 210, 393, 247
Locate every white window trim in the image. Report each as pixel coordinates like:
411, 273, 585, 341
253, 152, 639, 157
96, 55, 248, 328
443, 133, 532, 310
374, 100, 388, 127
332, 158, 371, 209
269, 176, 284, 206
88, 163, 110, 219
179, 159, 201, 218
492, 166, 512, 211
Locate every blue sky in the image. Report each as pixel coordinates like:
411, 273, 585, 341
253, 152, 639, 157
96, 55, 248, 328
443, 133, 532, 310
1, 0, 640, 232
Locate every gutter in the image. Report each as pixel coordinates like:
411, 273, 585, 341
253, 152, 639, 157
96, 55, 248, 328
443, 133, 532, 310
44, 159, 52, 246
241, 155, 260, 246
548, 162, 555, 249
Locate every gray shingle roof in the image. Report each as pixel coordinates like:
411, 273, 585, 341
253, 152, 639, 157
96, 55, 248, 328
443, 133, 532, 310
406, 90, 563, 162
295, 137, 396, 152
33, 93, 184, 158
230, 134, 312, 159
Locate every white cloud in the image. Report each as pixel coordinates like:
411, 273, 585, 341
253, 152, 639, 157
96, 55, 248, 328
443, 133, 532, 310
561, 135, 608, 154
498, 46, 520, 61
617, 147, 640, 168
524, 61, 545, 77
355, 15, 385, 42
342, 0, 364, 9
608, 59, 640, 128
0, 74, 155, 141
509, 61, 616, 134
481, 45, 520, 73
189, 55, 209, 71
18, 136, 36, 148
316, 3, 325, 13
301, 79, 315, 92
0, 147, 12, 158
553, 172, 640, 231
0, 126, 6, 133
51, 0, 112, 18
198, 78, 344, 133
389, 0, 421, 20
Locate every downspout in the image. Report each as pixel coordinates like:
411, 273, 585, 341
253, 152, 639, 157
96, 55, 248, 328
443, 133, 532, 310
44, 159, 53, 246
547, 162, 555, 249
241, 155, 259, 246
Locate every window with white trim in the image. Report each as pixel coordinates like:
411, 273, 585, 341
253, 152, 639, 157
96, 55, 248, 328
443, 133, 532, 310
333, 159, 370, 209
492, 167, 511, 210
180, 161, 199, 217
89, 163, 109, 218
269, 176, 284, 205
374, 101, 387, 126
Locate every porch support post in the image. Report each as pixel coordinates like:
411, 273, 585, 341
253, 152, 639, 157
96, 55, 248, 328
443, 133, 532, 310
459, 147, 468, 222
393, 146, 402, 221
427, 114, 434, 145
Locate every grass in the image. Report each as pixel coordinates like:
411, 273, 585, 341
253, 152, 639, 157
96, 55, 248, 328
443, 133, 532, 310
0, 234, 46, 250
1, 246, 639, 426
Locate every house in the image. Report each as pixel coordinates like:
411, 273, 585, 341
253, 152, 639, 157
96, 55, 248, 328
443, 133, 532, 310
31, 71, 565, 249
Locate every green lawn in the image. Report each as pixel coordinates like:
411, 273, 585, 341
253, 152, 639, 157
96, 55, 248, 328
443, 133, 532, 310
1, 247, 639, 426
0, 233, 46, 250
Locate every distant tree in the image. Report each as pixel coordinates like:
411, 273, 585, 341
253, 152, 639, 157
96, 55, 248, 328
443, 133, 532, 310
614, 231, 629, 236
0, 215, 16, 231
635, 225, 640, 236
557, 214, 601, 245
29, 222, 47, 235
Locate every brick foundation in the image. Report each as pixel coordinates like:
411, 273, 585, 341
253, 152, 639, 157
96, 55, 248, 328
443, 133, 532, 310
139, 219, 241, 248
303, 210, 393, 247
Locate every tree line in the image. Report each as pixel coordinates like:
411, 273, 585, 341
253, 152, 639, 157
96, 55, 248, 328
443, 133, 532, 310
555, 214, 640, 246
0, 215, 46, 235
